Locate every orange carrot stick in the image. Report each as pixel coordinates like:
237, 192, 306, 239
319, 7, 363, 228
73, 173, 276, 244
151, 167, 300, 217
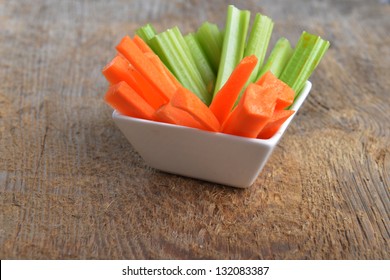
274, 84, 294, 110
116, 36, 175, 100
126, 64, 167, 110
221, 84, 277, 138
116, 52, 127, 60
209, 55, 258, 125
102, 55, 138, 85
102, 55, 166, 110
170, 87, 220, 132
154, 103, 205, 130
104, 81, 155, 121
256, 71, 294, 110
256, 70, 278, 86
144, 52, 183, 90
133, 35, 155, 53
257, 110, 295, 139
133, 35, 183, 92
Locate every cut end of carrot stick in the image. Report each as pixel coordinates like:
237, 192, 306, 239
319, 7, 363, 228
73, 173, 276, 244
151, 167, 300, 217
257, 110, 295, 139
102, 55, 131, 84
170, 87, 220, 132
256, 71, 294, 110
104, 81, 155, 121
274, 83, 294, 110
241, 84, 277, 117
256, 70, 279, 86
221, 84, 277, 138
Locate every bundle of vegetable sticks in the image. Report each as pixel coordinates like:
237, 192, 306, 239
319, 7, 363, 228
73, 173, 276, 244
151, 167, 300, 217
103, 5, 329, 139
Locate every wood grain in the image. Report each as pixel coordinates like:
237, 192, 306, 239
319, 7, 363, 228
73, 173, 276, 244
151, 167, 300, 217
0, 0, 389, 259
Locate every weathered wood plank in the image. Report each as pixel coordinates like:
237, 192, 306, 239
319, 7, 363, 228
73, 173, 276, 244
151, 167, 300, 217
0, 0, 389, 259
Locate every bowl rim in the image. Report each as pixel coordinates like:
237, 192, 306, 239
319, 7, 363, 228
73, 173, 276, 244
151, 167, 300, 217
112, 80, 312, 145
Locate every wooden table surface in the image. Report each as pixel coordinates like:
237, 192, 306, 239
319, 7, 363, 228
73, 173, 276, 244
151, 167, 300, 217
0, 0, 389, 259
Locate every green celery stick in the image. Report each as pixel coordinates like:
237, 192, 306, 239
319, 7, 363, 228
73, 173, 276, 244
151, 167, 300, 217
135, 23, 157, 42
213, 5, 250, 97
257, 37, 293, 80
171, 27, 195, 66
136, 24, 159, 54
214, 5, 250, 96
149, 33, 198, 100
244, 13, 274, 83
147, 35, 170, 68
168, 27, 210, 104
184, 33, 216, 95
195, 22, 223, 73
233, 13, 273, 105
280, 31, 330, 97
149, 29, 209, 104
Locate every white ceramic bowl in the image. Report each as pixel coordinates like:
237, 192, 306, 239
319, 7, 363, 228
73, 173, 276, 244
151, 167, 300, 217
112, 81, 312, 188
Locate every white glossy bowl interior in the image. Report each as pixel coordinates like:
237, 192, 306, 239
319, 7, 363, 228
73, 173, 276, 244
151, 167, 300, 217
113, 81, 312, 188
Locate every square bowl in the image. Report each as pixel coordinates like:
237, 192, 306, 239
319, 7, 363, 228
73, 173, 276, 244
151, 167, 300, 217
112, 81, 312, 188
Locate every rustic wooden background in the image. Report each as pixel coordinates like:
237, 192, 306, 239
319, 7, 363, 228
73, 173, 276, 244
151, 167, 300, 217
0, 0, 389, 259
